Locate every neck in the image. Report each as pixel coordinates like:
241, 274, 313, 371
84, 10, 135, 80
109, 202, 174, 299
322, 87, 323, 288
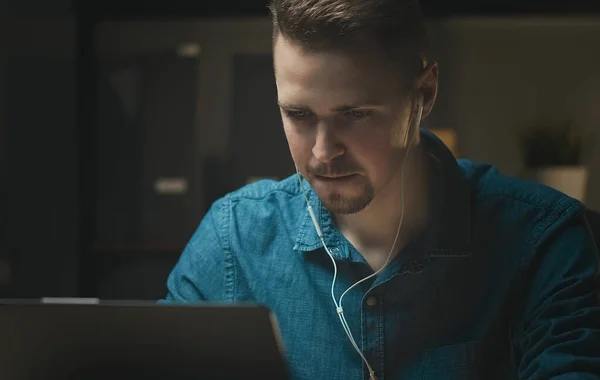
334, 146, 431, 266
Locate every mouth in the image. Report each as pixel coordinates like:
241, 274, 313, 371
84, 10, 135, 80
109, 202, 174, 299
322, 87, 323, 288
314, 174, 358, 183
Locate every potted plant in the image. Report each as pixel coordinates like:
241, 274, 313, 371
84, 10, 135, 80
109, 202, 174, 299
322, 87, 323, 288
520, 121, 589, 202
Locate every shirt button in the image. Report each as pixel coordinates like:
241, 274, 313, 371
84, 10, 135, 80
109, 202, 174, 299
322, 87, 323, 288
366, 296, 378, 307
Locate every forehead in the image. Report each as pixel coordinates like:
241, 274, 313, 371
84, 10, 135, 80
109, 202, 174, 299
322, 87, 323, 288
273, 35, 405, 105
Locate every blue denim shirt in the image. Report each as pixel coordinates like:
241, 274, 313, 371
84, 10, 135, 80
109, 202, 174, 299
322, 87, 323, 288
162, 130, 600, 379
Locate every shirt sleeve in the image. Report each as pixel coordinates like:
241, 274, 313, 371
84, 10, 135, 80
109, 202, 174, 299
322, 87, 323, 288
159, 198, 231, 303
515, 216, 600, 379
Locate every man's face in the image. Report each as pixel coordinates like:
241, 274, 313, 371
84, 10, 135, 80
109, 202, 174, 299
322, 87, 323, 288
274, 35, 415, 215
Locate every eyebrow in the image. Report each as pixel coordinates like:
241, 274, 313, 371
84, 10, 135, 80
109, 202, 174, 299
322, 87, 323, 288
277, 101, 384, 112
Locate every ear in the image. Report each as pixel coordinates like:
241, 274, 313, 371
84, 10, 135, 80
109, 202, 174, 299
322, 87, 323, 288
415, 61, 439, 119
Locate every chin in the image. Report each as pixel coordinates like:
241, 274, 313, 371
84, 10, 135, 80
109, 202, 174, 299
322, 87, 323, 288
322, 196, 372, 215
318, 188, 374, 215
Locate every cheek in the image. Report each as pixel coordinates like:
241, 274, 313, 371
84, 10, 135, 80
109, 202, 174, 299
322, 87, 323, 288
348, 131, 403, 178
358, 145, 396, 173
283, 125, 312, 167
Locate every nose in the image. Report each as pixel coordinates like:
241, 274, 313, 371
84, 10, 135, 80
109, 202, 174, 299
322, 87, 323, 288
312, 122, 345, 163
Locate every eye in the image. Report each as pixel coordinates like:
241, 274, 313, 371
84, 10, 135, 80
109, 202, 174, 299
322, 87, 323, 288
284, 109, 312, 120
345, 109, 373, 120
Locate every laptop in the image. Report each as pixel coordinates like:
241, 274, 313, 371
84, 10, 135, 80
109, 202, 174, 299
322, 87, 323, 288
0, 299, 289, 380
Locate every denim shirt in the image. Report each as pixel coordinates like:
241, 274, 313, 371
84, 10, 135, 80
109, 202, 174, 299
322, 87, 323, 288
162, 130, 600, 379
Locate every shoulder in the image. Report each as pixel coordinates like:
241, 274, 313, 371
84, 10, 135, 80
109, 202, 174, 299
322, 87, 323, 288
219, 174, 304, 211
208, 174, 307, 229
225, 174, 302, 201
458, 159, 585, 246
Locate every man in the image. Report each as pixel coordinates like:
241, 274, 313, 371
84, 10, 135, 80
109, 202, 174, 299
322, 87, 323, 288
162, 0, 600, 378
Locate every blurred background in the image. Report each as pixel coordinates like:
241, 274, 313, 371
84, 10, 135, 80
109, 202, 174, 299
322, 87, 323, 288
1, 0, 599, 301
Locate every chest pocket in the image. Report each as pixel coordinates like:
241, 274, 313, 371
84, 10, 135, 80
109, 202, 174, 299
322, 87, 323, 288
421, 341, 485, 380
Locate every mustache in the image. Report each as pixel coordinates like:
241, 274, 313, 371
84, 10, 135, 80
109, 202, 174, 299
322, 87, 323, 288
306, 160, 361, 177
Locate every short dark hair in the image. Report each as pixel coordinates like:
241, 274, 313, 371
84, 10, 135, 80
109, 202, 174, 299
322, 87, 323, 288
268, 0, 429, 85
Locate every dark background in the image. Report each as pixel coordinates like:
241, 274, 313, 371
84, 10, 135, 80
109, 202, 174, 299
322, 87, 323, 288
80, 0, 600, 18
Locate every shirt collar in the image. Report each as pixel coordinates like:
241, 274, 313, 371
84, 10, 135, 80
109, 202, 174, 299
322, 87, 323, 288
293, 186, 346, 257
421, 129, 471, 257
293, 128, 471, 259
